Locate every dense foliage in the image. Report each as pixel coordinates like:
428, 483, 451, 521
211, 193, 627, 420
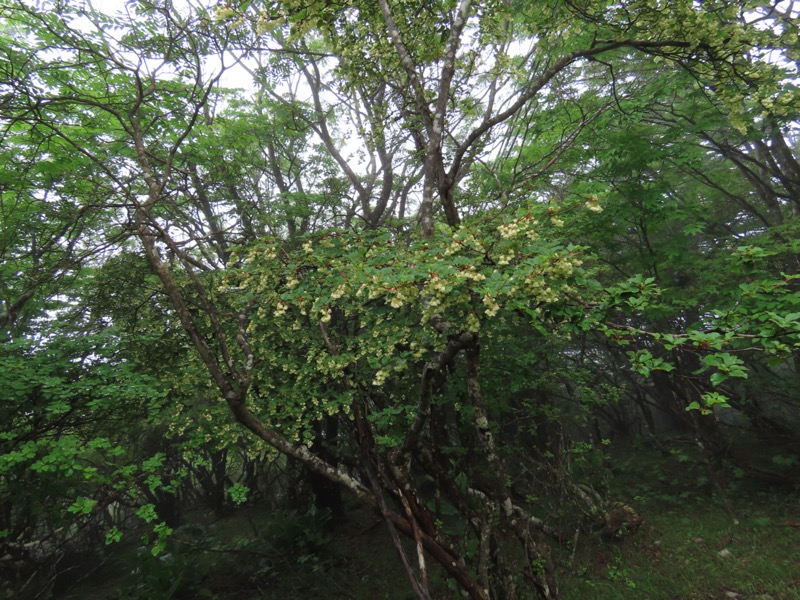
1, 0, 798, 598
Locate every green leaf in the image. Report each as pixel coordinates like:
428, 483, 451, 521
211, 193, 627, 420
227, 482, 250, 505
136, 504, 158, 524
68, 497, 97, 515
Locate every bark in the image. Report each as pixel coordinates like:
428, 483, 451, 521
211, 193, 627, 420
465, 340, 559, 599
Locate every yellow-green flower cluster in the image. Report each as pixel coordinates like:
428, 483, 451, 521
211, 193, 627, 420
496, 215, 538, 240
330, 284, 347, 300
372, 369, 389, 386
585, 195, 603, 213
319, 307, 332, 323
466, 312, 481, 332
497, 251, 514, 266
213, 4, 236, 22
527, 278, 559, 303
256, 11, 283, 35
445, 227, 485, 255
483, 293, 500, 317
497, 221, 521, 238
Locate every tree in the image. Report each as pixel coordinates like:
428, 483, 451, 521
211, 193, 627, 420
1, 0, 798, 598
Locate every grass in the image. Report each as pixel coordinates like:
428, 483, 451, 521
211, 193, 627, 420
58, 436, 800, 600
560, 505, 800, 599
559, 437, 800, 600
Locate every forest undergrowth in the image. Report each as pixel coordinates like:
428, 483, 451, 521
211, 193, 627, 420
57, 436, 800, 600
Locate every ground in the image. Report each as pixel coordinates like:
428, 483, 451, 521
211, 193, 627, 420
57, 436, 800, 600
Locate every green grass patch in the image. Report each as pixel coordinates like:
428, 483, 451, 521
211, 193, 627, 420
560, 438, 800, 599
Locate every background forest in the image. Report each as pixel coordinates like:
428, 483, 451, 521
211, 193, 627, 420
1, 0, 799, 598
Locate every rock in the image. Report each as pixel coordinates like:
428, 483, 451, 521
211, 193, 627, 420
718, 548, 732, 558
596, 504, 643, 538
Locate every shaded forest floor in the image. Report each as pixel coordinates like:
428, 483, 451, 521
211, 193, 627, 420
561, 435, 800, 599
59, 436, 800, 600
